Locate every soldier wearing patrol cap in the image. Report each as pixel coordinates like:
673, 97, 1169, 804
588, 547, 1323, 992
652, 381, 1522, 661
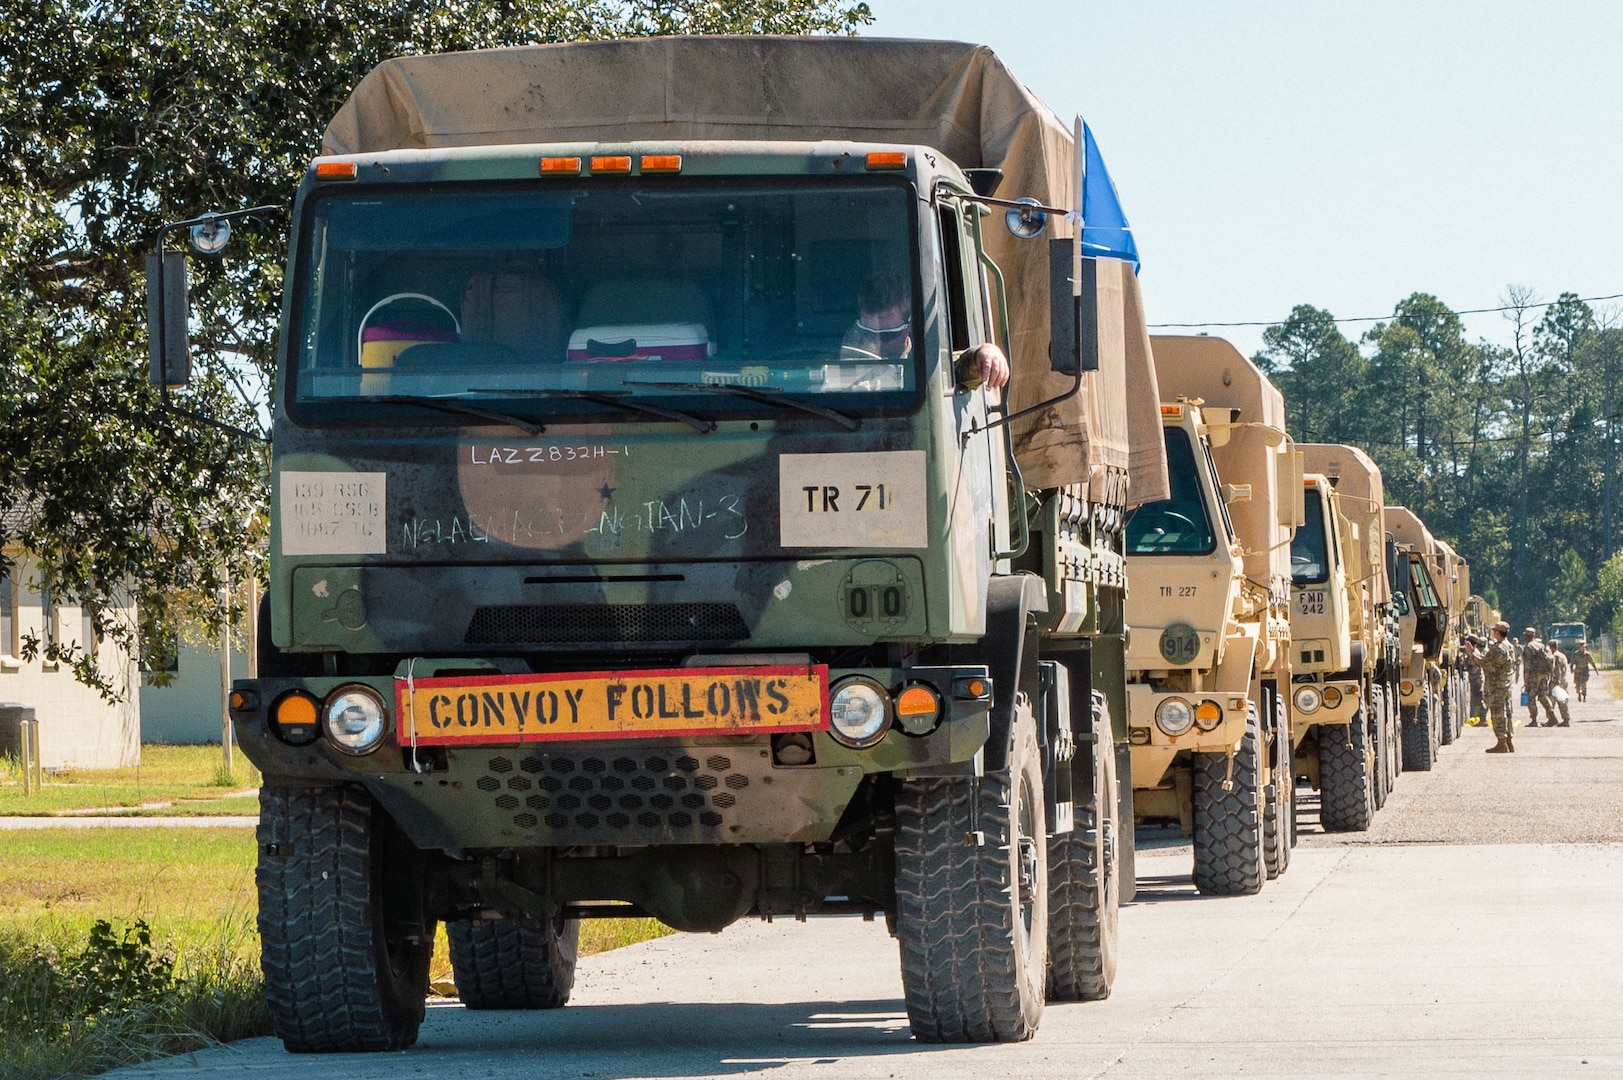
1465, 620, 1518, 752
1521, 627, 1557, 728
1571, 639, 1597, 702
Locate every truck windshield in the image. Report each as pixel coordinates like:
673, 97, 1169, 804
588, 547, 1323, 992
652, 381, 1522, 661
1125, 427, 1217, 555
1291, 488, 1329, 585
290, 179, 921, 422
1410, 557, 1442, 610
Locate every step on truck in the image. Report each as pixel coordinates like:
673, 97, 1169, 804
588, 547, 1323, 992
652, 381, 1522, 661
1123, 336, 1303, 895
1291, 445, 1403, 829
1382, 507, 1451, 771
144, 38, 1171, 1049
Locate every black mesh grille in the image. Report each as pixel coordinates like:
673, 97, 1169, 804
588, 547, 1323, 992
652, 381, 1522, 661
477, 748, 750, 841
465, 603, 749, 645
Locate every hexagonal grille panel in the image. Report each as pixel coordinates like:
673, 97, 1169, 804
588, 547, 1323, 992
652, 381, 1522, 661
475, 747, 757, 840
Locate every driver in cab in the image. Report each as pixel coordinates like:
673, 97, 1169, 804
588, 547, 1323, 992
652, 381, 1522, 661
844, 273, 1009, 391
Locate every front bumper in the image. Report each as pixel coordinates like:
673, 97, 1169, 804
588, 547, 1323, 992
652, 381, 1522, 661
232, 664, 990, 851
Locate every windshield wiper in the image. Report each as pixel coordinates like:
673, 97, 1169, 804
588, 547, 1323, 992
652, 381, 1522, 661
627, 381, 861, 431
351, 395, 544, 435
474, 389, 715, 434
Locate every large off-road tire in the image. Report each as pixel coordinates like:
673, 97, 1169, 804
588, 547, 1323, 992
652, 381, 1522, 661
1400, 698, 1435, 772
1262, 700, 1293, 880
896, 700, 1048, 1042
1388, 679, 1404, 780
1191, 708, 1265, 896
258, 786, 433, 1053
1318, 712, 1374, 832
1046, 734, 1119, 1002
1371, 685, 1392, 810
448, 917, 579, 1010
1439, 677, 1457, 746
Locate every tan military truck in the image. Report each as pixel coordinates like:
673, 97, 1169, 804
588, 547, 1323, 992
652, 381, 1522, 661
1290, 445, 1402, 830
1383, 507, 1451, 770
1434, 539, 1471, 745
1463, 594, 1499, 724
1124, 336, 1303, 895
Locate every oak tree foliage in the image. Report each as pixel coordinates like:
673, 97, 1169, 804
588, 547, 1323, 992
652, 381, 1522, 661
0, 0, 872, 695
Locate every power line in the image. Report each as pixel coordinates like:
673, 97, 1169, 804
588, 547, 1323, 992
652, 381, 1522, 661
1149, 292, 1623, 330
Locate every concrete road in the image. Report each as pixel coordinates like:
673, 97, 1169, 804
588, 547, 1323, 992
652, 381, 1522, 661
105, 683, 1623, 1079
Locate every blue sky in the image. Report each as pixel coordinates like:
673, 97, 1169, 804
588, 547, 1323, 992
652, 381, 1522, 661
866, 1, 1623, 359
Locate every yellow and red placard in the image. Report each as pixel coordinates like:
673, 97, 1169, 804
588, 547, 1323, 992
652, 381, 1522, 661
396, 665, 828, 745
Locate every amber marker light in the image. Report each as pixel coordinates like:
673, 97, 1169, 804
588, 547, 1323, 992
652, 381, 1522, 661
865, 151, 907, 170
272, 691, 321, 747
954, 676, 991, 700
591, 155, 632, 174
640, 154, 683, 173
314, 161, 358, 182
895, 684, 944, 735
1194, 700, 1224, 732
1161, 404, 1183, 417
539, 156, 583, 175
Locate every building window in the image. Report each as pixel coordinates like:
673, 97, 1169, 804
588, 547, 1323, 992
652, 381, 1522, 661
0, 568, 15, 659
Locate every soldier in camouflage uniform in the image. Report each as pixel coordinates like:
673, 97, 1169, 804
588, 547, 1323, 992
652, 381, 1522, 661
1467, 621, 1518, 752
1548, 641, 1573, 726
1571, 640, 1596, 702
1466, 634, 1487, 724
1521, 627, 1557, 727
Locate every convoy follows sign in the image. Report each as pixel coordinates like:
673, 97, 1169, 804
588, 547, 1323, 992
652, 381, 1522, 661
397, 664, 829, 745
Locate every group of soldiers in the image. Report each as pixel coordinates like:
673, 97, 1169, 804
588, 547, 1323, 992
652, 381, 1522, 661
1462, 625, 1596, 754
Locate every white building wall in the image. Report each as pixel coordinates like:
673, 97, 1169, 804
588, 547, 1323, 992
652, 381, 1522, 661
0, 554, 140, 770
140, 641, 248, 745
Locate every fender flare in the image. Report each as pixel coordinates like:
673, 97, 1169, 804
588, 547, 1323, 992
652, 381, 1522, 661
981, 573, 1049, 774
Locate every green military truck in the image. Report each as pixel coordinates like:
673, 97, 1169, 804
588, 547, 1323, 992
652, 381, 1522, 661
1546, 621, 1587, 653
1123, 336, 1303, 895
1291, 445, 1402, 830
1382, 507, 1451, 771
146, 38, 1169, 1049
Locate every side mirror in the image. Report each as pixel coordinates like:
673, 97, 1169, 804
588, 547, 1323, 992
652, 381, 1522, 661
1048, 242, 1098, 373
146, 250, 191, 388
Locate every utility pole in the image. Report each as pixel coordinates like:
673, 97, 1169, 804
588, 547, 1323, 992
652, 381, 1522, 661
219, 568, 233, 779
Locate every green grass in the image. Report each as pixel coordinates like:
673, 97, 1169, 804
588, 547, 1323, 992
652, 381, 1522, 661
0, 827, 268, 1080
0, 819, 671, 1077
0, 745, 261, 817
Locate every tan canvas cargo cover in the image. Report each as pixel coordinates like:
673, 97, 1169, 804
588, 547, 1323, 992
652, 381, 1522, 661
1149, 335, 1294, 592
323, 36, 1168, 504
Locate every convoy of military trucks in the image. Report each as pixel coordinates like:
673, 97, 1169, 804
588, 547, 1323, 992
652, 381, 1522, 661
144, 36, 1496, 1053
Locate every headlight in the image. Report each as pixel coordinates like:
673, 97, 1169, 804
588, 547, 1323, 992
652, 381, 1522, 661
1293, 686, 1322, 715
1322, 686, 1344, 709
1194, 700, 1224, 732
324, 685, 389, 755
829, 677, 892, 748
1154, 697, 1195, 737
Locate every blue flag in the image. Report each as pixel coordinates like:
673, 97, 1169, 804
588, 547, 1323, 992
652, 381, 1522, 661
1080, 122, 1140, 273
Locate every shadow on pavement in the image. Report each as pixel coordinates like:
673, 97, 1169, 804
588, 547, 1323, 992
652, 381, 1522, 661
403, 996, 949, 1077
